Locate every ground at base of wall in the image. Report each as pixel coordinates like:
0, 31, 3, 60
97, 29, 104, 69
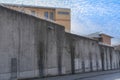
19, 69, 120, 80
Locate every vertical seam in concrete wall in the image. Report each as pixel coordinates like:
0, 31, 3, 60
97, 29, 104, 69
89, 52, 93, 72
109, 48, 112, 70
70, 38, 75, 74
100, 46, 104, 71
56, 26, 62, 75
17, 12, 21, 78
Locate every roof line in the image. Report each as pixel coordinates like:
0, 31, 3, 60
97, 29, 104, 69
100, 33, 113, 38
87, 32, 113, 38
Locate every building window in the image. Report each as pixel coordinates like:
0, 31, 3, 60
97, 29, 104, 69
44, 12, 49, 19
50, 12, 54, 20
58, 11, 69, 15
31, 10, 36, 16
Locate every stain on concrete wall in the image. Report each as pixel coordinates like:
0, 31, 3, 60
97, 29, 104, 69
65, 33, 102, 74
0, 5, 65, 80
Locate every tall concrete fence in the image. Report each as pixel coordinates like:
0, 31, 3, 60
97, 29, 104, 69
0, 5, 120, 80
65, 33, 120, 75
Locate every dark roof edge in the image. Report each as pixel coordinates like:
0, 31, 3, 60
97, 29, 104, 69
100, 33, 113, 38
66, 32, 98, 42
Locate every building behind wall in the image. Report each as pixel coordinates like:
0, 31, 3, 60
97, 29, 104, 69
87, 32, 113, 45
2, 3, 71, 32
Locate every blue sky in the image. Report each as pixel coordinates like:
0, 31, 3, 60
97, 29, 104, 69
0, 0, 120, 45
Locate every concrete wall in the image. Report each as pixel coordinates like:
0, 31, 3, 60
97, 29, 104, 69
100, 45, 120, 70
114, 45, 120, 50
0, 5, 40, 80
64, 33, 120, 75
64, 33, 102, 74
0, 5, 65, 80
0, 5, 120, 80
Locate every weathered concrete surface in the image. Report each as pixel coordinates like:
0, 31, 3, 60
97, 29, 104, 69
64, 33, 102, 74
0, 5, 65, 80
64, 33, 120, 75
99, 45, 120, 71
114, 45, 120, 51
0, 5, 39, 80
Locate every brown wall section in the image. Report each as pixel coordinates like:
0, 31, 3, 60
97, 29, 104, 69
101, 34, 111, 45
8, 6, 55, 19
55, 9, 71, 32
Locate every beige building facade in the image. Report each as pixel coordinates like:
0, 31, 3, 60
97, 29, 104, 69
3, 3, 71, 32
